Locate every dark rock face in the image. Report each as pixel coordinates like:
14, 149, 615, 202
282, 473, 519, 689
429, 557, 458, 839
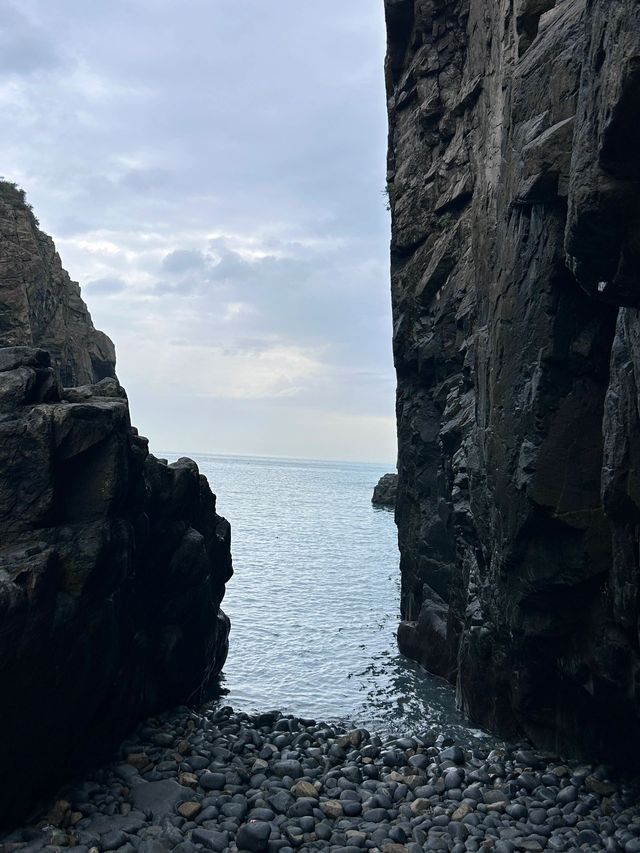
385, 0, 640, 760
372, 473, 399, 507
0, 186, 232, 823
0, 182, 116, 387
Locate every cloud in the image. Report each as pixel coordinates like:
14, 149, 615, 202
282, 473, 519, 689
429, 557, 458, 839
144, 237, 393, 374
0, 3, 65, 76
0, 0, 395, 460
84, 276, 127, 296
162, 249, 207, 274
116, 328, 325, 401
120, 167, 174, 193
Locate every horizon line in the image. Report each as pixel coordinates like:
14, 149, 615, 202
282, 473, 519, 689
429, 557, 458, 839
155, 448, 397, 469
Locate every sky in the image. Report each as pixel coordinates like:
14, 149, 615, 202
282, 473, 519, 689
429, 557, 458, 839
0, 0, 396, 463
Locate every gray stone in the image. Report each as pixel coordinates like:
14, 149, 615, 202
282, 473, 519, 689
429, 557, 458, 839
267, 792, 295, 814
272, 760, 303, 780
133, 781, 195, 820
191, 828, 229, 852
362, 807, 388, 823
556, 786, 579, 805
439, 747, 464, 765
83, 812, 148, 836
100, 830, 129, 851
200, 771, 226, 791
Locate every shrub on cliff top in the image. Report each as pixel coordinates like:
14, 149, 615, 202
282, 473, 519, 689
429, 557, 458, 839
0, 179, 39, 224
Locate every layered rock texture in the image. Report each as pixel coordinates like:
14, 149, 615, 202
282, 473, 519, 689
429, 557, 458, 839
0, 183, 232, 823
372, 473, 399, 507
385, 0, 640, 760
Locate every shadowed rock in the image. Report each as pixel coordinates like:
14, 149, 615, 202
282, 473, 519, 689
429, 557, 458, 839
384, 0, 640, 760
0, 184, 232, 823
372, 473, 398, 507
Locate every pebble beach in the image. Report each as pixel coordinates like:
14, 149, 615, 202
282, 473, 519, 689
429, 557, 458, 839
3, 705, 639, 853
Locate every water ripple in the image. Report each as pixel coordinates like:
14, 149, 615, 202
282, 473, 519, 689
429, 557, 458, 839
163, 453, 492, 745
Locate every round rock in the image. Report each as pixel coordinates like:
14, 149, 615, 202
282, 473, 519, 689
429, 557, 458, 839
237, 820, 271, 852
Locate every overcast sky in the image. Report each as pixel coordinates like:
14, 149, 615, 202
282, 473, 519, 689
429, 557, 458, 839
0, 0, 395, 463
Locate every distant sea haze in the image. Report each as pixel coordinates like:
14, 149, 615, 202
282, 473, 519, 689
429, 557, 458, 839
162, 452, 492, 745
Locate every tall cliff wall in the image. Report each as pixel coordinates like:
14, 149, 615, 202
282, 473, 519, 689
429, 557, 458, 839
385, 0, 640, 760
0, 184, 232, 823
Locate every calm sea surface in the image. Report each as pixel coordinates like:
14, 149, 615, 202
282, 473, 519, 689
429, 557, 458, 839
162, 452, 490, 743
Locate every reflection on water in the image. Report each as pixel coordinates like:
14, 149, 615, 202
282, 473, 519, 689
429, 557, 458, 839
164, 452, 492, 745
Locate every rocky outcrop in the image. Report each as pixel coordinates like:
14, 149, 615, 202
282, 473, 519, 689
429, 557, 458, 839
372, 473, 399, 507
385, 0, 640, 760
0, 184, 232, 823
0, 182, 116, 387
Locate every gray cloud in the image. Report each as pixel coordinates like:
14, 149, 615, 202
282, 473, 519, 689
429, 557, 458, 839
119, 168, 174, 193
0, 0, 395, 461
0, 3, 65, 76
150, 238, 392, 371
162, 249, 208, 274
85, 276, 127, 296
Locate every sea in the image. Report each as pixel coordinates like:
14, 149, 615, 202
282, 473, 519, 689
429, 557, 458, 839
161, 452, 491, 745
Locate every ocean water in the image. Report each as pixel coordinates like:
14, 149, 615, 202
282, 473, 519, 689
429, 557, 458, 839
163, 452, 491, 744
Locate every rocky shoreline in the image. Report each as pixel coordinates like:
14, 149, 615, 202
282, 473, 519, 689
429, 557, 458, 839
3, 706, 639, 853
0, 187, 232, 823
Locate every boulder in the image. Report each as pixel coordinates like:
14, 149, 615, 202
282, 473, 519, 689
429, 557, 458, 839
372, 473, 398, 507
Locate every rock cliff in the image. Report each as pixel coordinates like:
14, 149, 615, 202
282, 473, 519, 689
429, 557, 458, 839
372, 473, 399, 507
0, 182, 117, 387
0, 183, 232, 823
385, 0, 640, 760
